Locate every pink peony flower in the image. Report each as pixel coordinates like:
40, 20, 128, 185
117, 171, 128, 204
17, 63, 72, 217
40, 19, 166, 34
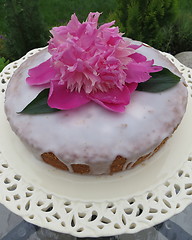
27, 12, 162, 112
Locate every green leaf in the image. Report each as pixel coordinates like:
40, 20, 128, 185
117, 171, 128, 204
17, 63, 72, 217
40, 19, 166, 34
136, 68, 180, 92
18, 88, 60, 114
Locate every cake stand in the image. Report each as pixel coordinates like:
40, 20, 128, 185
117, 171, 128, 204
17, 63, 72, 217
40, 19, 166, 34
0, 48, 192, 238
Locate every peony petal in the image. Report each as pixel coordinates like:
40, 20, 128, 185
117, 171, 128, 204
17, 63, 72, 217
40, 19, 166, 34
49, 26, 68, 50
89, 85, 131, 104
50, 26, 67, 37
87, 12, 101, 27
59, 47, 77, 66
114, 47, 135, 59
67, 13, 81, 33
92, 100, 126, 113
129, 44, 142, 50
78, 25, 96, 50
125, 69, 151, 83
89, 85, 137, 112
27, 59, 57, 86
48, 81, 90, 110
99, 21, 115, 31
127, 82, 138, 93
130, 53, 147, 63
125, 60, 163, 83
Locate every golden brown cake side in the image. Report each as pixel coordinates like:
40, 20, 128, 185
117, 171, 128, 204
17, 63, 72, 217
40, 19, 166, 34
41, 137, 169, 175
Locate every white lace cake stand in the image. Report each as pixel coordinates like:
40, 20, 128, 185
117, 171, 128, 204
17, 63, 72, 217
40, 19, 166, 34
1, 48, 192, 238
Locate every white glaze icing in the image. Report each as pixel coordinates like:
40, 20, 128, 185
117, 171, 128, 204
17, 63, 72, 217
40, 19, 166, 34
4, 43, 188, 175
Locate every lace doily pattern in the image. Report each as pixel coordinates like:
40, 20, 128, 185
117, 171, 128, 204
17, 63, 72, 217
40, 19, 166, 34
0, 48, 192, 237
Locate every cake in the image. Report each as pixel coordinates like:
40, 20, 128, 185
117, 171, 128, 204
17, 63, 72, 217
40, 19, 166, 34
4, 13, 188, 175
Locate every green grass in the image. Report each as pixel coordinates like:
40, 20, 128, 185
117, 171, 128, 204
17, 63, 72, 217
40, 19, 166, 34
0, 0, 117, 34
39, 0, 117, 28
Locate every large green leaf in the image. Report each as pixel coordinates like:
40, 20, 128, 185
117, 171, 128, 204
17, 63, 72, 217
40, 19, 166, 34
136, 68, 180, 92
18, 88, 60, 114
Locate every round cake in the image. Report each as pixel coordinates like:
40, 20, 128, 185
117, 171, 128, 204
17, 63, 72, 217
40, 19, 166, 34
4, 13, 188, 175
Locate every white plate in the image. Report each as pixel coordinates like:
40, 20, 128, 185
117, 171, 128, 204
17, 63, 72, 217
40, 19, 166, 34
0, 49, 192, 237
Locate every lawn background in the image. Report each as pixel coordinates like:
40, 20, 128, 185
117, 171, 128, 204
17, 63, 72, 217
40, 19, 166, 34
39, 0, 117, 28
0, 0, 117, 34
0, 0, 192, 62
